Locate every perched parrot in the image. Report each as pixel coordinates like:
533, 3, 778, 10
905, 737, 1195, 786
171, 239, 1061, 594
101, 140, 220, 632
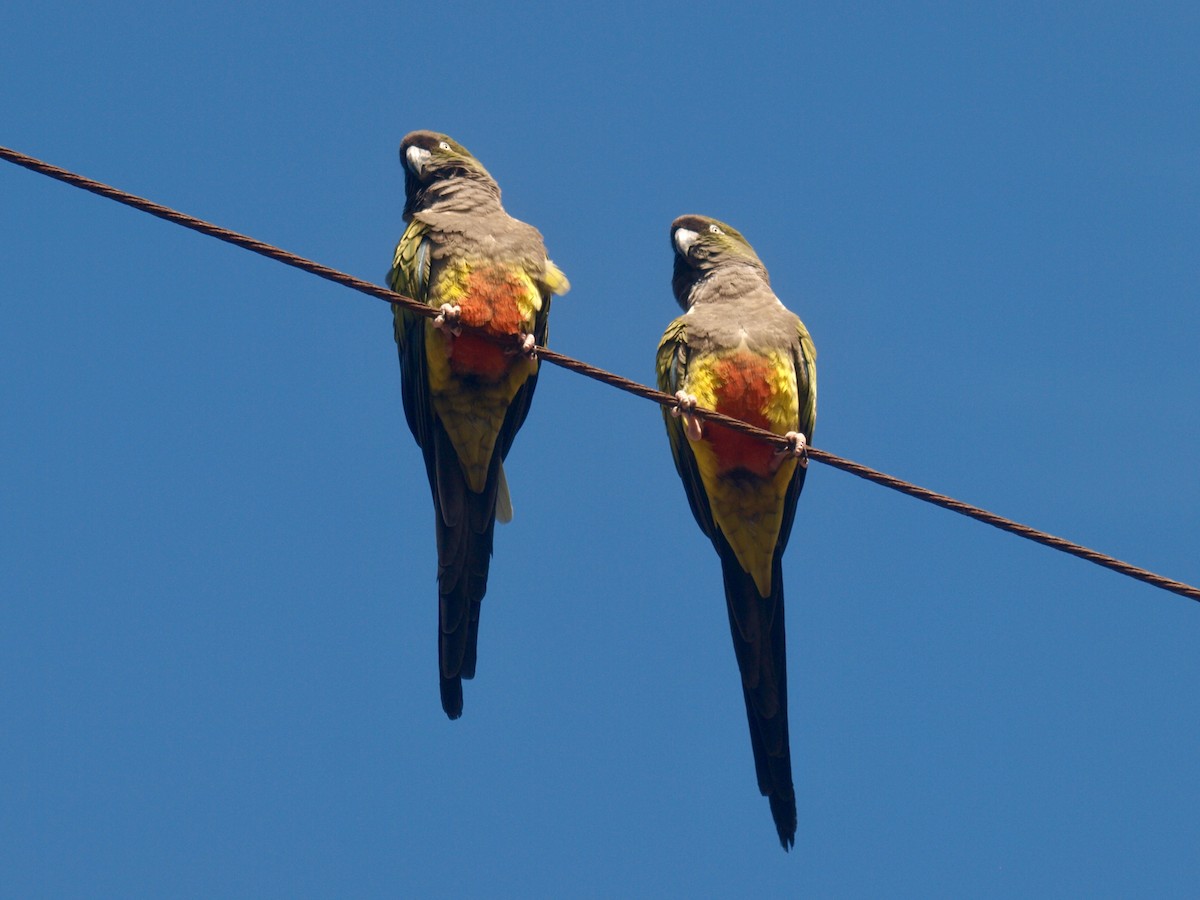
387, 131, 569, 719
656, 215, 817, 850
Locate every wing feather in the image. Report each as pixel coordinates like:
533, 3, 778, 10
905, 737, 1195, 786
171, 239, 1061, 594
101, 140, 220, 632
777, 318, 816, 553
655, 318, 717, 539
389, 221, 434, 453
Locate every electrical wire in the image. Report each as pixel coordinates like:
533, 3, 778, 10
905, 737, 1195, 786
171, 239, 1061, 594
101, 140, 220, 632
3, 143, 1196, 603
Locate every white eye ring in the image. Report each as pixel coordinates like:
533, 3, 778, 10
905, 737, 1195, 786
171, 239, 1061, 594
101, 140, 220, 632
438, 141, 451, 150
709, 224, 722, 234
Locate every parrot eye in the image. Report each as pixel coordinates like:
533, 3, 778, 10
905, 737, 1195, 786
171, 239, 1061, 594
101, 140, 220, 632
438, 141, 452, 151
709, 224, 723, 234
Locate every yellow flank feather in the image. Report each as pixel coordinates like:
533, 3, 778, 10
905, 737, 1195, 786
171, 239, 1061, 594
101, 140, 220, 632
542, 260, 571, 296
682, 363, 719, 411
764, 356, 801, 434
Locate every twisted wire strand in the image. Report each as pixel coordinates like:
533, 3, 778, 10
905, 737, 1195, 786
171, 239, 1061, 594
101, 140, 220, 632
3, 144, 1196, 603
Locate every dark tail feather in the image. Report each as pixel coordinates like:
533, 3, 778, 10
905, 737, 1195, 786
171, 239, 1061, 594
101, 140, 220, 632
431, 421, 501, 720
719, 546, 797, 851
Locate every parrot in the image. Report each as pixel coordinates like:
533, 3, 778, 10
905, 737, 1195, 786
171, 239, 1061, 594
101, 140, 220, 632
387, 131, 569, 719
655, 214, 817, 850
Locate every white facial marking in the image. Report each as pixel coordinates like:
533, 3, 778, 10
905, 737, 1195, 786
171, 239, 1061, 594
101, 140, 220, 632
674, 228, 700, 256
405, 145, 431, 175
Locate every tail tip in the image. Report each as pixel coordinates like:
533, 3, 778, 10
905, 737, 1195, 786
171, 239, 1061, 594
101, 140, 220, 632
770, 794, 797, 852
441, 677, 464, 720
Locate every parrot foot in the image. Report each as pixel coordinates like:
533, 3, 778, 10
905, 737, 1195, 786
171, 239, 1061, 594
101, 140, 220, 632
432, 304, 462, 336
671, 391, 704, 442
516, 332, 538, 359
780, 431, 809, 468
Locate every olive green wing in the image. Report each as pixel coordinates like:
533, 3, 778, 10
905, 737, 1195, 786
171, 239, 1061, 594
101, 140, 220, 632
776, 317, 817, 554
655, 317, 717, 540
389, 218, 434, 455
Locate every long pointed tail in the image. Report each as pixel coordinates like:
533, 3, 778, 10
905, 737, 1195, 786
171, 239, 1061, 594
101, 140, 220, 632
719, 546, 797, 850
430, 421, 501, 720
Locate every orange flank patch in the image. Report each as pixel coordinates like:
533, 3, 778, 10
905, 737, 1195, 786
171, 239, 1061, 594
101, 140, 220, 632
707, 354, 777, 477
448, 332, 510, 380
448, 267, 529, 380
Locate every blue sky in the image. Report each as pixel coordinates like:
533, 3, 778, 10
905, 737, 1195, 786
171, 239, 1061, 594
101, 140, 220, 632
3, 2, 1199, 896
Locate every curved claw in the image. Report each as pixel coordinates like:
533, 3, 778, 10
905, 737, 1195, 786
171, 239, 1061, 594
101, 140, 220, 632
671, 390, 698, 414
672, 391, 703, 441
432, 303, 462, 336
516, 332, 538, 359
780, 431, 809, 468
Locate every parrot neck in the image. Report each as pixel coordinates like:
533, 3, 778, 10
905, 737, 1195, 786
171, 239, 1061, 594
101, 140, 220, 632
672, 253, 700, 310
680, 263, 773, 309
407, 175, 502, 218
675, 257, 772, 310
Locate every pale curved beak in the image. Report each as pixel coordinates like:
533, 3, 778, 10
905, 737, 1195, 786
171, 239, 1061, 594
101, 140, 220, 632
673, 227, 700, 257
405, 145, 431, 176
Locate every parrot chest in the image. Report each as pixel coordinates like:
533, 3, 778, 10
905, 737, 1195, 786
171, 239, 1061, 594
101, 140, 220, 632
691, 350, 795, 478
429, 262, 541, 382
421, 262, 542, 492
685, 347, 799, 597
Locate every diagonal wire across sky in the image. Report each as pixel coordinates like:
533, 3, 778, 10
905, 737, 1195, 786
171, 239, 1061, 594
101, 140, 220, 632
3, 143, 1196, 604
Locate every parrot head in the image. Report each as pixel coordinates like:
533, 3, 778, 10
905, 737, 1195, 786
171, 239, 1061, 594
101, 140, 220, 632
670, 214, 768, 309
400, 130, 497, 217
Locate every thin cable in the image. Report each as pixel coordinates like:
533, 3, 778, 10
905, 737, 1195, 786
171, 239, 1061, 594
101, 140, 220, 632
0, 145, 417, 312
3, 144, 1197, 604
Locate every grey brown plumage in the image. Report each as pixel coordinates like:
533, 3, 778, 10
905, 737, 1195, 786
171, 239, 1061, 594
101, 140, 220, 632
389, 131, 568, 718
657, 214, 816, 849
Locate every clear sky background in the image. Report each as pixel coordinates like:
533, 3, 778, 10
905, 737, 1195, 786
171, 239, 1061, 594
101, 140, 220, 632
3, 2, 1199, 896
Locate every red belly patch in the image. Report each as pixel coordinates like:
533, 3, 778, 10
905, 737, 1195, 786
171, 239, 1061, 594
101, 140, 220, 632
448, 268, 529, 380
707, 354, 776, 477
